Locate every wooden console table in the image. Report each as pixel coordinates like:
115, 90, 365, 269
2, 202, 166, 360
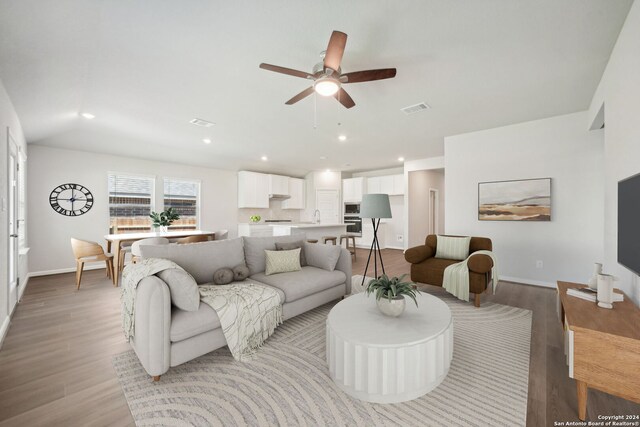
557, 281, 640, 420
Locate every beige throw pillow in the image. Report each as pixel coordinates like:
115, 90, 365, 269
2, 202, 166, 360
435, 235, 471, 261
265, 248, 302, 276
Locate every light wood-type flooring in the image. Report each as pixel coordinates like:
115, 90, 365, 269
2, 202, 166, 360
0, 248, 638, 426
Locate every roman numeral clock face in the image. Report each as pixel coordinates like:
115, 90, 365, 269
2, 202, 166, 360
49, 183, 94, 216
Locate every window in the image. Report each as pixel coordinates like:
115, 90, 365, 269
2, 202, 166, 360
163, 178, 200, 230
108, 173, 155, 233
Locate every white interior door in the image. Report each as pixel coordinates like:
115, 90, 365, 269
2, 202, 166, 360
316, 190, 340, 224
7, 130, 19, 311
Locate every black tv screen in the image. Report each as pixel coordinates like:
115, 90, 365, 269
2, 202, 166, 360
619, 172, 640, 275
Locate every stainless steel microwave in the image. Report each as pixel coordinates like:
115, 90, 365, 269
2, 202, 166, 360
344, 203, 360, 215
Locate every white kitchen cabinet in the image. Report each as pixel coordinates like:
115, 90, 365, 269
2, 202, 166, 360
282, 178, 305, 209
342, 177, 364, 202
380, 175, 394, 194
366, 174, 404, 196
392, 174, 405, 195
268, 174, 289, 196
356, 222, 386, 249
238, 171, 269, 208
238, 224, 273, 237
366, 177, 381, 194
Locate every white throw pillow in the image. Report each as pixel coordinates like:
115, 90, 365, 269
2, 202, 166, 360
435, 235, 471, 261
156, 268, 200, 311
265, 248, 302, 276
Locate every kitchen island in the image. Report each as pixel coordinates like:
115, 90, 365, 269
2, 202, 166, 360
238, 223, 347, 242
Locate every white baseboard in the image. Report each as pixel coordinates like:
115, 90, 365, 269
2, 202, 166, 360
0, 315, 10, 350
29, 264, 106, 278
18, 274, 29, 301
500, 276, 556, 288
385, 245, 405, 251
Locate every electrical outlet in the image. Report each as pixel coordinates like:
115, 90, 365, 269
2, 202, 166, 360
536, 260, 543, 269
397, 235, 403, 242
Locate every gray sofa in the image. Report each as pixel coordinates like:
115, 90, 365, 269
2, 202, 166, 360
131, 235, 352, 379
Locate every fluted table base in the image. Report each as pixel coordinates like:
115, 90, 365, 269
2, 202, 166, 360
326, 294, 453, 403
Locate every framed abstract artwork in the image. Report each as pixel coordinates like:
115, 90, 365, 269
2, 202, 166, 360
478, 178, 551, 221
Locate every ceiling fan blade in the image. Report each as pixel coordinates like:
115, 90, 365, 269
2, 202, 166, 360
341, 68, 397, 83
334, 88, 355, 109
285, 87, 315, 105
259, 63, 314, 79
323, 31, 347, 73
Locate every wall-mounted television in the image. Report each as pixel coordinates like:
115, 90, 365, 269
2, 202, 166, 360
618, 172, 640, 275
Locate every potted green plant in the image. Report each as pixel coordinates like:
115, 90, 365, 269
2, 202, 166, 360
149, 207, 180, 233
366, 274, 419, 317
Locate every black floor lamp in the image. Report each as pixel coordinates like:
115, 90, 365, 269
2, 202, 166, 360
360, 193, 392, 288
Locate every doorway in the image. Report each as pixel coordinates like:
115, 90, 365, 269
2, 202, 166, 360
7, 128, 19, 312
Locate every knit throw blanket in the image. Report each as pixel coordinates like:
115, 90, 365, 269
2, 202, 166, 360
443, 250, 499, 302
121, 257, 185, 342
199, 283, 283, 362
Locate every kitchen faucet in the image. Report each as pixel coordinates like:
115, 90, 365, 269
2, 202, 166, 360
313, 209, 321, 224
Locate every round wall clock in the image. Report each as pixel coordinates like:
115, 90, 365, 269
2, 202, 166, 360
49, 183, 94, 216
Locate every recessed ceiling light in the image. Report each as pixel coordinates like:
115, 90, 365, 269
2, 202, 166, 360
398, 157, 405, 162
202, 138, 212, 144
325, 169, 331, 173
338, 135, 347, 141
261, 156, 268, 161
80, 113, 95, 119
320, 156, 327, 160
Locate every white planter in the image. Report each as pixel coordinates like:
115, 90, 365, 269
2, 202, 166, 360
376, 296, 406, 317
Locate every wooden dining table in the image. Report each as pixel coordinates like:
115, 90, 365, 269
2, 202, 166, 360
104, 230, 215, 286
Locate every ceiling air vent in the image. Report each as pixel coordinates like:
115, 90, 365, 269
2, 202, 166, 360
401, 102, 431, 115
189, 118, 215, 127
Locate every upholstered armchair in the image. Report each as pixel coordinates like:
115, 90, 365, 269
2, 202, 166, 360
404, 235, 493, 307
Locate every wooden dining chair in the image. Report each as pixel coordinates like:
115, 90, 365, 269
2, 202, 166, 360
70, 238, 115, 289
176, 235, 210, 244
130, 237, 169, 263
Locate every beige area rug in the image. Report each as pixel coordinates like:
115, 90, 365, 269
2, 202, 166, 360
113, 279, 532, 426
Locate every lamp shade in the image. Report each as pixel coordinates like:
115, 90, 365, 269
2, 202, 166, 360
360, 193, 392, 219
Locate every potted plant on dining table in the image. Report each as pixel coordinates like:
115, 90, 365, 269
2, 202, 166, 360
150, 208, 180, 233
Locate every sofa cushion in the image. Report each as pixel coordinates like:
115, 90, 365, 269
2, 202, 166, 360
140, 238, 245, 284
170, 280, 284, 342
243, 234, 307, 276
171, 301, 221, 342
275, 240, 307, 266
304, 242, 341, 271
251, 266, 346, 303
156, 268, 200, 311
265, 249, 301, 275
435, 235, 471, 261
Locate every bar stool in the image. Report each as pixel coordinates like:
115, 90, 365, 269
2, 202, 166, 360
322, 236, 337, 245
340, 234, 357, 260
307, 239, 319, 244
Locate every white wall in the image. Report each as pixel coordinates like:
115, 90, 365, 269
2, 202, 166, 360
445, 112, 604, 287
28, 145, 238, 274
0, 78, 28, 346
588, 1, 640, 305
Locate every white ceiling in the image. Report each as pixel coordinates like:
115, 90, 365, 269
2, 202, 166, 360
0, 1, 632, 176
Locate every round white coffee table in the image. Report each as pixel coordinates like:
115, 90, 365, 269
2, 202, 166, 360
326, 292, 453, 403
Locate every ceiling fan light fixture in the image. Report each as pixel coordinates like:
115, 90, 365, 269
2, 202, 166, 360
314, 76, 340, 97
